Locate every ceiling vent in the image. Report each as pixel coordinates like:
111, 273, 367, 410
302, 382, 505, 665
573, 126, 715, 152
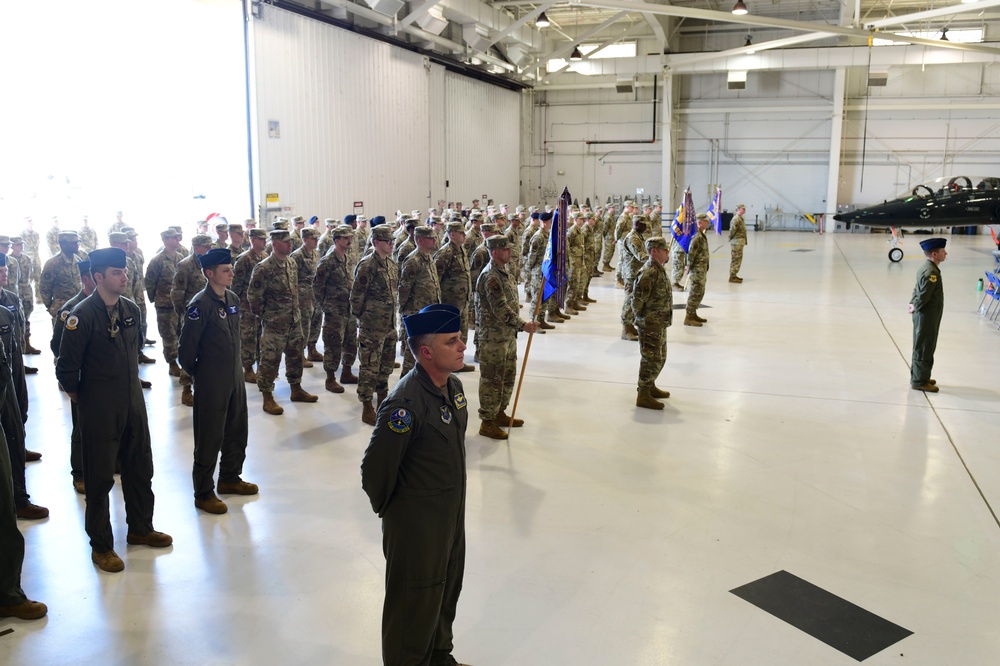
361, 0, 404, 17
615, 77, 635, 94
727, 70, 747, 90
868, 69, 889, 87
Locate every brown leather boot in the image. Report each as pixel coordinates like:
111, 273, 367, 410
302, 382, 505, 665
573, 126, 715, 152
290, 384, 318, 402
583, 295, 597, 303
565, 304, 580, 315
672, 282, 685, 291
262, 391, 284, 415
495, 410, 524, 427
538, 318, 555, 330
181, 386, 193, 407
601, 262, 613, 272
301, 354, 313, 369
376, 389, 388, 410
572, 300, 587, 311
307, 344, 324, 361
684, 313, 702, 327
729, 276, 743, 283
168, 360, 181, 377
621, 326, 638, 341
636, 388, 664, 410
23, 337, 41, 355
693, 313, 708, 323
650, 386, 671, 399
479, 419, 509, 440
361, 400, 377, 425
325, 371, 345, 394
340, 368, 359, 384
243, 363, 257, 384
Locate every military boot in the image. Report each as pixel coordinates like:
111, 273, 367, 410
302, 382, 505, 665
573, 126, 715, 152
537, 317, 555, 330
621, 326, 638, 341
376, 389, 388, 410
683, 313, 702, 327
361, 400, 377, 425
572, 300, 587, 311
553, 309, 571, 320
693, 313, 708, 323
290, 384, 318, 402
565, 303, 580, 315
168, 360, 182, 377
340, 367, 359, 384
601, 262, 613, 272
301, 353, 313, 369
181, 386, 194, 407
650, 386, 671, 399
262, 392, 283, 415
672, 282, 685, 292
729, 275, 743, 283
615, 277, 625, 289
307, 344, 324, 361
479, 419, 509, 440
495, 410, 524, 427
636, 388, 664, 410
243, 363, 257, 384
325, 371, 345, 394
23, 337, 41, 355
583, 294, 597, 304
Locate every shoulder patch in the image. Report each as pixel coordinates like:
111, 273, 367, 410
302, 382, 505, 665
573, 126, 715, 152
387, 408, 412, 434
65, 314, 79, 331
187, 306, 201, 321
454, 392, 468, 410
60, 310, 69, 322
929, 274, 938, 283
252, 280, 261, 290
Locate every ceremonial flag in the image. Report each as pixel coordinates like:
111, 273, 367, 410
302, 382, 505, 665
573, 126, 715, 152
671, 188, 697, 253
542, 188, 571, 301
707, 187, 723, 235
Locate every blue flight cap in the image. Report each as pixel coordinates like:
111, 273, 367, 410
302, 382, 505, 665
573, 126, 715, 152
308, 215, 319, 225
77, 260, 91, 276
919, 238, 947, 252
0, 254, 6, 267
371, 215, 386, 227
530, 212, 540, 220
344, 214, 357, 225
540, 212, 553, 222
403, 303, 462, 337
88, 247, 128, 272
198, 248, 233, 269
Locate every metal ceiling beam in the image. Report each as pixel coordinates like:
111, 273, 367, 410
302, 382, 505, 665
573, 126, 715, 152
399, 0, 446, 28
485, 1, 554, 47
567, 0, 1000, 56
533, 10, 628, 64
544, 20, 649, 77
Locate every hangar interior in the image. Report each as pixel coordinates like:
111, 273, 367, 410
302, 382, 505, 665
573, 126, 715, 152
2, 0, 1000, 664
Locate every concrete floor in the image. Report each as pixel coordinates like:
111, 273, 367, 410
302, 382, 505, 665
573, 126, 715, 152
3, 229, 999, 665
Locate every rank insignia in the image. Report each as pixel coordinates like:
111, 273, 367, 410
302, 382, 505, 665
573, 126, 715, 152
0, 325, 9, 334
187, 306, 201, 321
123, 316, 136, 327
388, 408, 412, 434
65, 315, 79, 331
440, 405, 453, 424
454, 392, 467, 410
218, 307, 227, 319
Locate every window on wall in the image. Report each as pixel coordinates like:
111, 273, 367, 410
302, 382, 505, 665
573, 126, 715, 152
547, 41, 637, 74
0, 0, 249, 240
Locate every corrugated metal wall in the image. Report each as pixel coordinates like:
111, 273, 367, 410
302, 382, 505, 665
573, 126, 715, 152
250, 5, 520, 222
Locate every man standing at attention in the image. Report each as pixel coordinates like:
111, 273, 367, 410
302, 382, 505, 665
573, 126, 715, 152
56, 248, 172, 573
398, 226, 442, 376
361, 303, 472, 666
909, 238, 947, 393
145, 229, 184, 375
729, 203, 747, 283
632, 236, 674, 409
684, 214, 711, 327
178, 248, 258, 515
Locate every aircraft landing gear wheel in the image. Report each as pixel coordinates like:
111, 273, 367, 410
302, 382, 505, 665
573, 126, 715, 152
889, 247, 904, 262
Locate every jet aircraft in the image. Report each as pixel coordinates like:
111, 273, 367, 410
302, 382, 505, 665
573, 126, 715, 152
833, 176, 1000, 261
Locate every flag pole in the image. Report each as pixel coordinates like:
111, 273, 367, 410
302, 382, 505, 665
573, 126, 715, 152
507, 287, 545, 431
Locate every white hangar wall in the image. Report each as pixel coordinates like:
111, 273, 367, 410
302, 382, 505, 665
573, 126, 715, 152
527, 58, 1000, 220
249, 5, 520, 222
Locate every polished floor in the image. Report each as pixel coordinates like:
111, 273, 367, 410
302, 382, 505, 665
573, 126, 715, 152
3, 230, 1000, 665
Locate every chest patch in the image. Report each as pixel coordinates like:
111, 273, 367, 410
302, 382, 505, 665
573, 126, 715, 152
929, 274, 938, 283
440, 405, 453, 424
218, 307, 227, 319
387, 408, 412, 434
227, 304, 239, 315
454, 392, 467, 410
65, 314, 79, 331
187, 306, 201, 321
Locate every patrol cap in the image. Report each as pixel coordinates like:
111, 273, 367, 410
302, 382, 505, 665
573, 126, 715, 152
59, 231, 80, 242
190, 234, 213, 247
485, 235, 510, 251
108, 232, 129, 244
370, 226, 394, 242
623, 200, 635, 207
228, 223, 244, 233
11, 237, 23, 245
469, 212, 483, 221
344, 214, 357, 225
646, 236, 668, 251
123, 228, 138, 239
291, 216, 305, 225
696, 213, 709, 221
169, 225, 184, 233
356, 215, 367, 223
528, 206, 539, 213
414, 226, 435, 239
919, 238, 947, 251
214, 222, 228, 232
248, 228, 267, 240
77, 259, 91, 276
403, 303, 462, 337
198, 248, 233, 269
89, 247, 127, 272
269, 229, 291, 241
481, 223, 498, 233
271, 219, 289, 230
0, 236, 9, 245
735, 203, 746, 209
300, 227, 319, 240
332, 225, 355, 239
160, 229, 181, 240
446, 221, 465, 233
324, 218, 337, 227
404, 219, 418, 231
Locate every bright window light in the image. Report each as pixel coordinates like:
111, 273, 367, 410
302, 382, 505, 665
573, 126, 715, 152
873, 28, 983, 45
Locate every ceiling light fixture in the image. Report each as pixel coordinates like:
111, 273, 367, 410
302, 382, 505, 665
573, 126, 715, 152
535, 11, 550, 28
732, 0, 749, 15
940, 27, 949, 40
744, 35, 755, 54
570, 46, 583, 61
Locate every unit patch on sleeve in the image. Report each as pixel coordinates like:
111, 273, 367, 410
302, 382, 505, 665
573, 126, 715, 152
453, 392, 467, 410
65, 315, 79, 331
388, 408, 412, 434
187, 306, 201, 321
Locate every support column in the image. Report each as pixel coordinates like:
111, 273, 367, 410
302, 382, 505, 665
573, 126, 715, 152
825, 67, 847, 233
660, 69, 676, 209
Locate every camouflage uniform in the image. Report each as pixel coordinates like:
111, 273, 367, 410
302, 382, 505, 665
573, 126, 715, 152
145, 248, 182, 363
613, 210, 633, 279
11, 252, 33, 342
171, 251, 208, 388
127, 243, 147, 340
350, 248, 398, 404
686, 229, 710, 316
632, 254, 672, 390
314, 247, 357, 376
21, 228, 42, 288
620, 228, 648, 332
39, 252, 83, 320
398, 247, 442, 375
520, 222, 540, 287
247, 253, 304, 393
670, 241, 688, 287
434, 238, 472, 344
474, 254, 527, 421
232, 246, 267, 369
291, 242, 320, 350
565, 221, 587, 304
504, 221, 524, 286
730, 212, 747, 278
392, 236, 415, 265
464, 223, 483, 255
79, 226, 98, 254
45, 225, 61, 258
526, 226, 555, 320
600, 209, 617, 268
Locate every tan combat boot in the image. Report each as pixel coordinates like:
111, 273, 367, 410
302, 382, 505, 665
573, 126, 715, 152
636, 388, 664, 410
683, 313, 702, 327
672, 282, 685, 292
479, 419, 509, 440
325, 371, 344, 394
621, 326, 638, 341
693, 313, 708, 323
290, 384, 318, 402
301, 353, 313, 369
601, 262, 613, 272
572, 300, 587, 311
537, 317, 555, 330
168, 360, 182, 377
650, 386, 671, 399
495, 410, 524, 428
376, 389, 388, 410
23, 337, 41, 355
361, 400, 377, 425
243, 363, 257, 384
262, 391, 284, 415
307, 344, 324, 361
340, 368, 359, 384
181, 386, 193, 407
729, 276, 743, 283
583, 294, 597, 304
565, 303, 580, 315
